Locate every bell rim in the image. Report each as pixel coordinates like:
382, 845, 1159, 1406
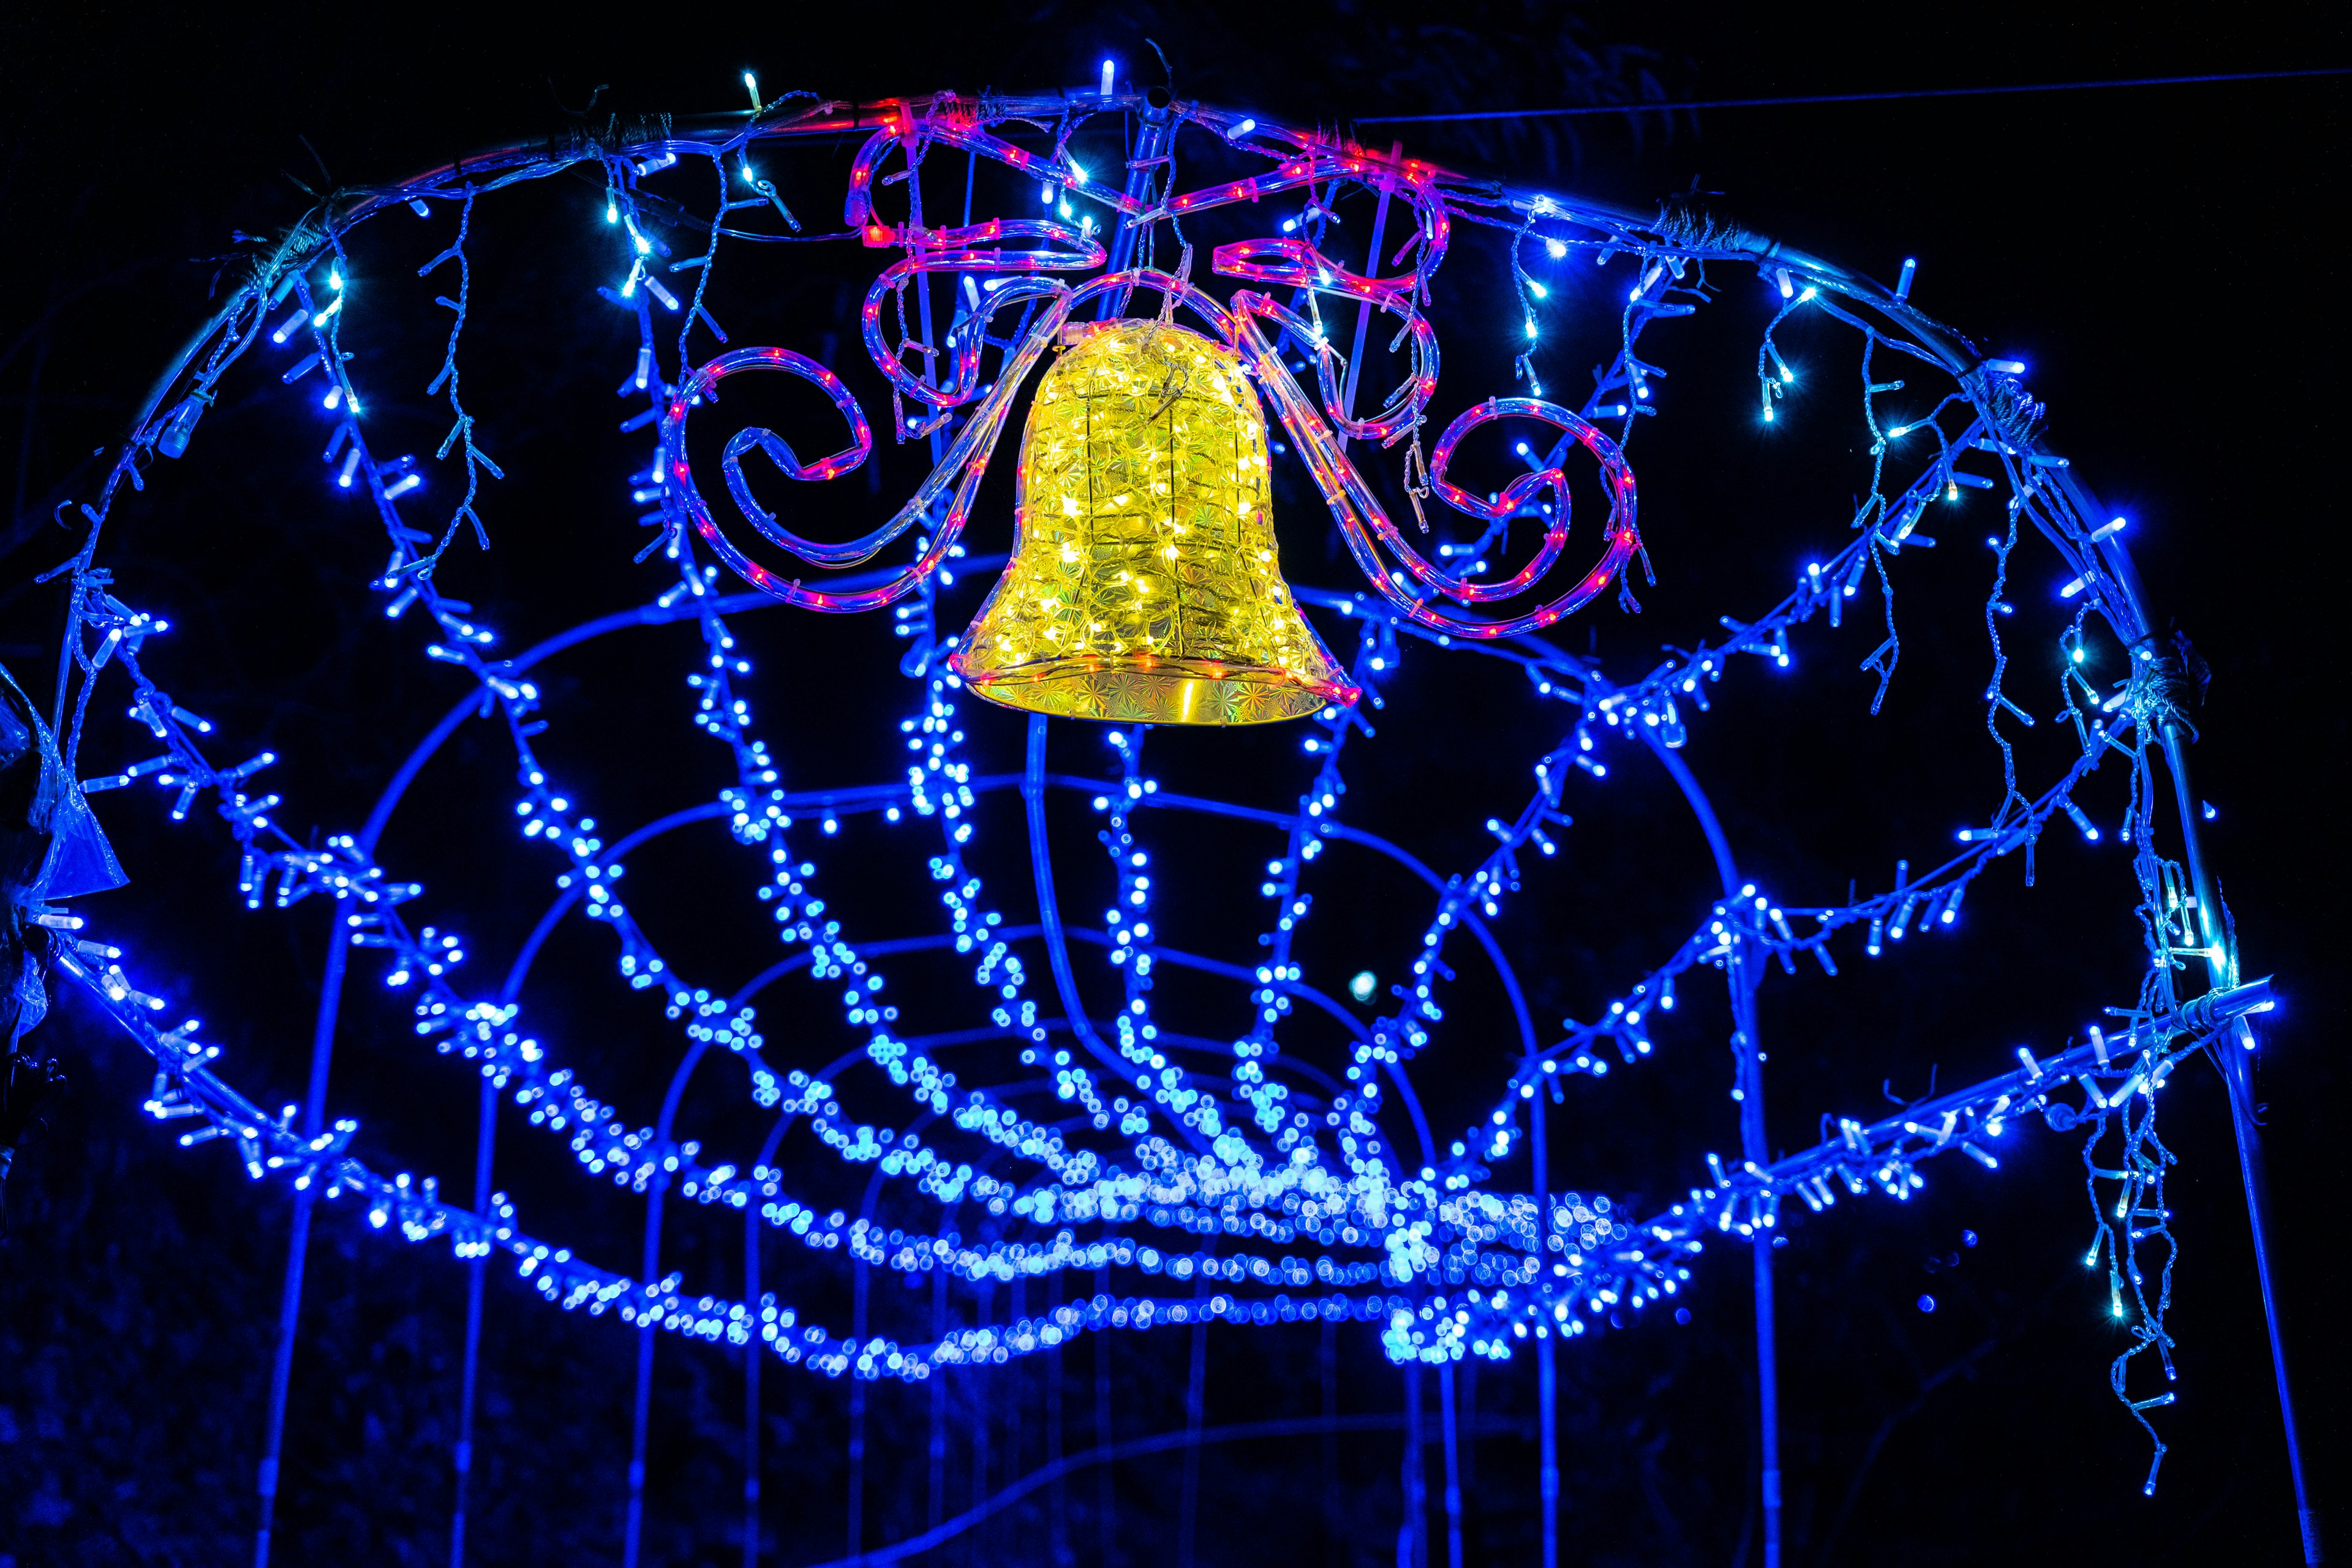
954, 651, 1359, 726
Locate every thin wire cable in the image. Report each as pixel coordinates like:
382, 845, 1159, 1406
1357, 66, 2351, 125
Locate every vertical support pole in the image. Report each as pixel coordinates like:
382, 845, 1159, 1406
1403, 1365, 1428, 1568
1320, 1317, 1340, 1562
254, 1195, 315, 1568
1048, 1342, 1069, 1566
623, 1317, 655, 1565
626, 1037, 719, 1568
744, 1186, 762, 1568
930, 1267, 948, 1536
1008, 1277, 1027, 1533
1177, 1284, 1208, 1568
1731, 947, 1781, 1568
1438, 1363, 1464, 1568
1643, 731, 1778, 1568
1532, 1085, 1559, 1568
254, 910, 350, 1568
848, 1259, 870, 1558
450, 1072, 497, 1568
1095, 1265, 1115, 1566
974, 1283, 993, 1539
2157, 723, 2317, 1562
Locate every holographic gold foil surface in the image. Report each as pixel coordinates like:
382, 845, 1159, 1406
955, 320, 1356, 725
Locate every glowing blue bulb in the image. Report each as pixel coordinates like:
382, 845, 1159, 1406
1545, 238, 1567, 259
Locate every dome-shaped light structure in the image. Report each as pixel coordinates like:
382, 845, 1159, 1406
954, 319, 1357, 724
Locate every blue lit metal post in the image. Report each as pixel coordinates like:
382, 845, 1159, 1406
1644, 730, 1779, 1568
2156, 720, 2316, 1562
253, 910, 351, 1568
1532, 1085, 1560, 1568
448, 1074, 497, 1568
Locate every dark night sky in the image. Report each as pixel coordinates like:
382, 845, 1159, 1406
1, 4, 2342, 1565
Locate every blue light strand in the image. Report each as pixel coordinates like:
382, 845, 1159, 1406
34, 94, 2241, 1493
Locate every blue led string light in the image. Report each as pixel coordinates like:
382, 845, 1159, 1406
29, 84, 2288, 1556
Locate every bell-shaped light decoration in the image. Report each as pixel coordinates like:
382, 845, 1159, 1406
953, 320, 1359, 724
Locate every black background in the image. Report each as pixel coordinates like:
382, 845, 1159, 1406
0, 3, 2342, 1565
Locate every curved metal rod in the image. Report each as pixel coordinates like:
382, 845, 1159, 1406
469, 780, 1458, 1202
805, 1411, 1477, 1568
624, 1031, 719, 1567
1386, 1059, 1441, 1173
78, 85, 2287, 1563
1022, 715, 1215, 1159
731, 933, 1370, 1121
499, 802, 730, 1004
1635, 725, 1779, 1568
729, 923, 1371, 1043
433, 701, 1507, 1184
306, 514, 1581, 1568
479, 769, 1531, 1110
1635, 732, 1738, 902
725, 929, 1038, 1015
1021, 715, 1108, 1061
359, 591, 796, 854
1142, 788, 1539, 1062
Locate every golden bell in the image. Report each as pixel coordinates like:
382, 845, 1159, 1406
952, 320, 1357, 725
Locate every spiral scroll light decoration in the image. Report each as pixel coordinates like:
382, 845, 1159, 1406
26, 72, 2282, 1561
